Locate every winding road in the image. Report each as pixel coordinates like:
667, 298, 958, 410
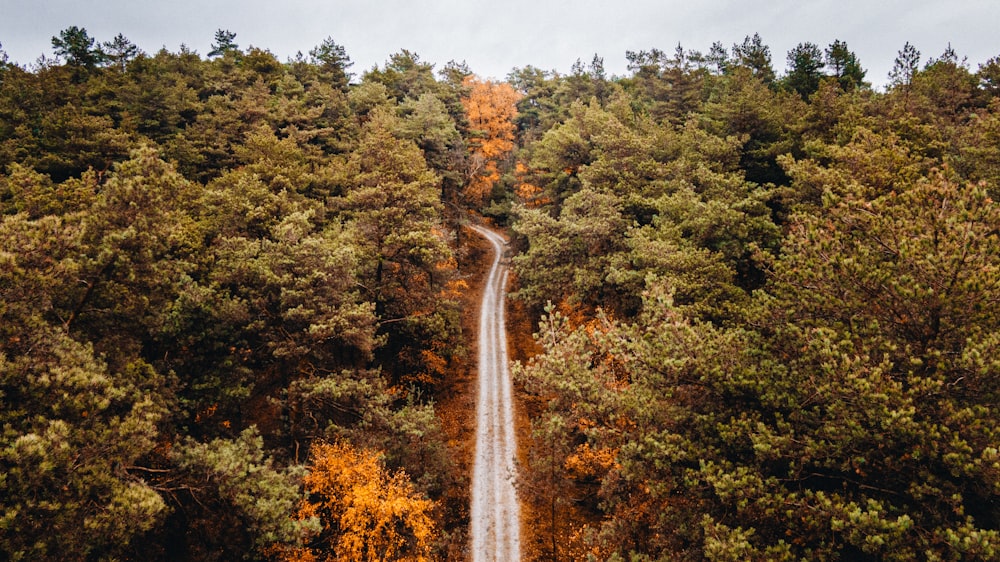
469, 224, 521, 562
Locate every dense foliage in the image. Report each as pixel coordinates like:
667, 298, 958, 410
0, 30, 494, 561
2, 28, 999, 561
510, 39, 1000, 561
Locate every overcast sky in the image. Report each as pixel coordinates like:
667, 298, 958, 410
2, 0, 998, 89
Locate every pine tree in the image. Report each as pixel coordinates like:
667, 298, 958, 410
889, 41, 921, 87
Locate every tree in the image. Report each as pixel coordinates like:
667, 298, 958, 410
438, 59, 473, 90
889, 41, 921, 88
0, 209, 171, 559
558, 54, 611, 107
784, 42, 825, 100
396, 92, 463, 185
979, 55, 1000, 98
909, 44, 980, 127
825, 39, 867, 90
507, 65, 560, 139
242, 47, 282, 77
58, 146, 201, 357
339, 110, 458, 386
166, 429, 311, 558
282, 441, 436, 561
513, 312, 614, 561
0, 323, 169, 560
51, 26, 105, 70
461, 75, 520, 204
436, 60, 475, 132
309, 36, 353, 91
362, 50, 439, 102
926, 42, 959, 68
702, 65, 801, 186
625, 44, 706, 124
512, 187, 629, 312
208, 29, 239, 58
740, 173, 1000, 559
102, 33, 141, 71
516, 171, 1000, 560
706, 40, 730, 74
660, 44, 707, 121
732, 33, 775, 83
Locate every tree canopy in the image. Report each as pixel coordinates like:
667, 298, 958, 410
1, 26, 999, 561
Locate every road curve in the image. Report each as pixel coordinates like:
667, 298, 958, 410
469, 224, 521, 562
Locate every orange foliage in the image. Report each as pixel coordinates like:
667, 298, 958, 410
415, 349, 448, 385
194, 403, 218, 423
282, 441, 437, 562
439, 278, 469, 300
555, 298, 591, 328
514, 161, 550, 207
564, 443, 619, 481
461, 75, 521, 204
433, 255, 458, 272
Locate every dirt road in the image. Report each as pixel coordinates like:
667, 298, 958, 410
469, 225, 521, 562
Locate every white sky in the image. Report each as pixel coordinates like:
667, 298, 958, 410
2, 0, 998, 89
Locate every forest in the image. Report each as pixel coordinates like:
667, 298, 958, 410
1, 26, 999, 561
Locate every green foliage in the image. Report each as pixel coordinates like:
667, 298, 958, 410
732, 33, 775, 84
0, 313, 169, 559
511, 37, 1000, 562
0, 40, 472, 558
623, 45, 708, 124
889, 42, 922, 88
826, 39, 867, 91
4, 28, 1000, 561
287, 370, 454, 498
980, 56, 1000, 98
338, 110, 459, 386
51, 26, 105, 71
363, 50, 440, 102
309, 36, 354, 91
209, 209, 377, 373
396, 92, 464, 182
508, 65, 562, 139
518, 156, 1000, 562
702, 67, 803, 185
513, 187, 629, 310
102, 33, 141, 71
208, 29, 239, 58
170, 428, 313, 553
514, 99, 779, 318
784, 42, 824, 100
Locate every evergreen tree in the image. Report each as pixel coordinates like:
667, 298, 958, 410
784, 42, 825, 100
51, 26, 105, 70
208, 29, 239, 57
102, 33, 141, 71
732, 33, 775, 83
309, 36, 353, 91
825, 39, 867, 90
889, 41, 921, 87
706, 40, 730, 74
363, 49, 440, 102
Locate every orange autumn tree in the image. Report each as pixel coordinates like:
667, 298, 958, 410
461, 75, 521, 204
280, 441, 436, 562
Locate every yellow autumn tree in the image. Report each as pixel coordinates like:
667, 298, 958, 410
461, 75, 520, 204
280, 441, 437, 562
